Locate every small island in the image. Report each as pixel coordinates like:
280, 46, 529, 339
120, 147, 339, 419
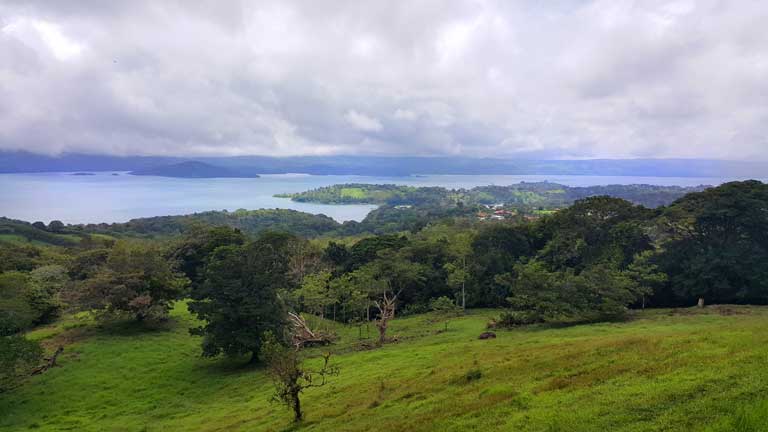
71, 172, 96, 176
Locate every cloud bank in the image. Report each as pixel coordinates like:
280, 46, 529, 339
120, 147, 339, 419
1, 0, 767, 159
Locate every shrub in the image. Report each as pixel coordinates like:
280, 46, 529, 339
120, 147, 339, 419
495, 310, 543, 327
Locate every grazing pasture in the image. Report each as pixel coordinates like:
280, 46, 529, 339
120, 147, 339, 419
2, 304, 767, 431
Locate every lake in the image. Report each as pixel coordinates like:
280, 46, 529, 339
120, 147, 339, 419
0, 172, 764, 224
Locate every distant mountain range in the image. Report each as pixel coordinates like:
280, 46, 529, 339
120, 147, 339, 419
1, 151, 767, 178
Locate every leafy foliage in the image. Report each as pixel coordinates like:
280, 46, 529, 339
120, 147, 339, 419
188, 231, 297, 361
656, 181, 768, 305
72, 241, 188, 322
0, 334, 42, 393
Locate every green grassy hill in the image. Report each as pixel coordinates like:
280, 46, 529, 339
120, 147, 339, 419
2, 306, 768, 431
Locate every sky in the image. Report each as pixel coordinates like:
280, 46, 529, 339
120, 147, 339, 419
1, 0, 767, 160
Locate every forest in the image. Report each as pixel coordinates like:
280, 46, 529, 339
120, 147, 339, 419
2, 180, 768, 429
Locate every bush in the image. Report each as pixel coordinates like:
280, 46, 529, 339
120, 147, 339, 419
495, 310, 543, 327
429, 296, 461, 315
401, 303, 428, 316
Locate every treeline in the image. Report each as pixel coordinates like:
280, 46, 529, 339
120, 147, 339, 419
0, 218, 85, 247
277, 182, 707, 208
72, 209, 340, 238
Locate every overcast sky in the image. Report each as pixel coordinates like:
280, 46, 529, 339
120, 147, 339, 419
1, 1, 767, 159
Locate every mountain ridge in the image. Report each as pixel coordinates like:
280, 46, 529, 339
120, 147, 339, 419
2, 151, 768, 177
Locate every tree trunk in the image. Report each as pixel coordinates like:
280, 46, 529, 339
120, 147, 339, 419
292, 390, 302, 422
249, 351, 260, 364
461, 281, 466, 311
376, 320, 387, 346
697, 297, 705, 308
31, 346, 64, 375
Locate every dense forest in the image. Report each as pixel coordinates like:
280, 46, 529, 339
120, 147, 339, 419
3, 180, 767, 406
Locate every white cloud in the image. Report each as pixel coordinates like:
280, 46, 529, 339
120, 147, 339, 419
344, 110, 383, 132
394, 108, 417, 120
0, 1, 767, 160
2, 18, 84, 61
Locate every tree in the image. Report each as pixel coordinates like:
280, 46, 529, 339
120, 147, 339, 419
499, 261, 644, 324
296, 271, 335, 318
188, 231, 297, 362
430, 296, 461, 330
0, 272, 36, 329
471, 224, 531, 306
449, 231, 472, 310
0, 243, 43, 273
74, 242, 188, 322
27, 265, 69, 323
444, 262, 469, 311
365, 251, 426, 344
48, 220, 65, 233
260, 332, 338, 423
656, 181, 768, 306
287, 239, 324, 285
170, 225, 245, 289
0, 334, 42, 393
323, 241, 350, 273
0, 300, 43, 392
347, 234, 409, 270
536, 196, 653, 272
373, 291, 398, 346
625, 251, 667, 309
67, 249, 110, 280
328, 271, 373, 326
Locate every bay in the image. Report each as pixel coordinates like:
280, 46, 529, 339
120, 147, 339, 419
0, 172, 764, 224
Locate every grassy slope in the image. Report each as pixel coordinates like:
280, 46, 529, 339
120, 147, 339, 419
2, 306, 768, 431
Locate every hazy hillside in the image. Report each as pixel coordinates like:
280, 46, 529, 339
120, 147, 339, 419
3, 151, 768, 177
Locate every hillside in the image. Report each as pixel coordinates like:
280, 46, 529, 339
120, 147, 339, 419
129, 161, 260, 178
3, 305, 767, 431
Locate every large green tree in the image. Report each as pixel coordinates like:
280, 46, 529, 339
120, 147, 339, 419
188, 231, 297, 362
471, 224, 532, 306
170, 225, 245, 288
657, 181, 768, 306
536, 196, 654, 271
27, 265, 69, 324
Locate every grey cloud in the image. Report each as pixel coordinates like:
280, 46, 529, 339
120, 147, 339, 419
0, 0, 767, 159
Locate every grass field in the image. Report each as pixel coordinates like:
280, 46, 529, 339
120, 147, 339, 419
2, 305, 768, 431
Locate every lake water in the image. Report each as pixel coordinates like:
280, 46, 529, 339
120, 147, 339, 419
0, 172, 764, 224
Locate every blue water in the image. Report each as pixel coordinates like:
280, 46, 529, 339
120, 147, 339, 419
0, 172, 763, 224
